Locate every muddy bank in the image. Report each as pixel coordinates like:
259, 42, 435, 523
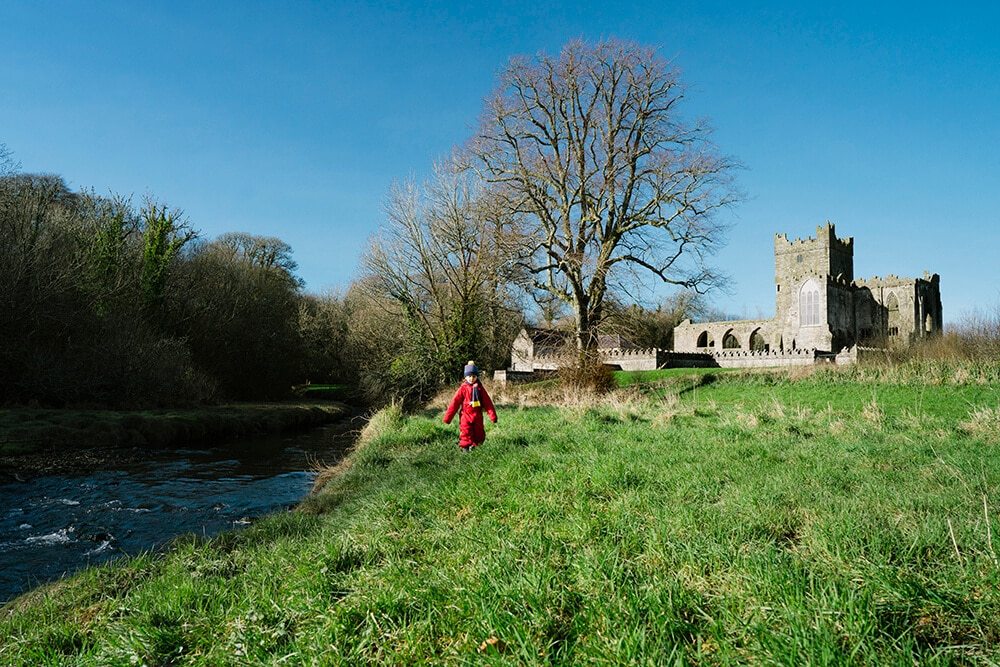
0, 403, 350, 478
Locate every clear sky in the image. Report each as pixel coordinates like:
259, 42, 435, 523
2, 1, 998, 321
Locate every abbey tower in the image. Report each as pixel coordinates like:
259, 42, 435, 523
673, 223, 942, 354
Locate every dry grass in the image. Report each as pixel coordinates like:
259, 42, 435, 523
731, 408, 760, 431
648, 393, 684, 429
357, 400, 403, 444
311, 401, 404, 492
848, 358, 1000, 386
494, 381, 618, 410
861, 398, 885, 428
310, 456, 354, 494
958, 406, 1000, 443
765, 397, 787, 421
786, 364, 820, 381
424, 386, 457, 411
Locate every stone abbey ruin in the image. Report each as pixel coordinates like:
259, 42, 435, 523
497, 223, 942, 381
673, 223, 942, 357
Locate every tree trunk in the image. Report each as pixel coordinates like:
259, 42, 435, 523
574, 291, 596, 352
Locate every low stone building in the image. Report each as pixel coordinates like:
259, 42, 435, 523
509, 327, 660, 373
673, 223, 943, 355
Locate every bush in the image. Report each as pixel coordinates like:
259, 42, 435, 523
557, 352, 617, 394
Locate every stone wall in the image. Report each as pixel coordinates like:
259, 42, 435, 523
532, 347, 663, 372
657, 352, 719, 368
600, 348, 660, 371
672, 318, 773, 353
493, 369, 556, 385
510, 330, 533, 371
709, 348, 820, 368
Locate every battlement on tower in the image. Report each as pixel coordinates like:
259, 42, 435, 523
774, 222, 854, 254
853, 274, 913, 289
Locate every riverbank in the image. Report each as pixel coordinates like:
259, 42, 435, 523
0, 402, 350, 477
3, 366, 1000, 663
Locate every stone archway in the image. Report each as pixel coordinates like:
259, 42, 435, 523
722, 329, 740, 349
749, 328, 766, 352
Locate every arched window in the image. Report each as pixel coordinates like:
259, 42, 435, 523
750, 329, 766, 352
723, 330, 740, 349
799, 280, 821, 326
886, 293, 901, 337
696, 331, 709, 348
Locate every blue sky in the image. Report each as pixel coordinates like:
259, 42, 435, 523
2, 1, 998, 321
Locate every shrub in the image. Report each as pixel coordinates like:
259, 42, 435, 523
557, 352, 617, 394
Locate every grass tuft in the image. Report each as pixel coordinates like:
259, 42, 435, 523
958, 405, 1000, 442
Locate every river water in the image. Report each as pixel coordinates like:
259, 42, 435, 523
0, 418, 359, 604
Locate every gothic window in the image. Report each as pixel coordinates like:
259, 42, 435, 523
886, 293, 899, 312
723, 330, 740, 349
886, 292, 902, 337
750, 329, 766, 352
696, 331, 709, 348
799, 280, 821, 326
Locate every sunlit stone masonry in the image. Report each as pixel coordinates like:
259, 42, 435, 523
495, 223, 943, 383
673, 222, 943, 357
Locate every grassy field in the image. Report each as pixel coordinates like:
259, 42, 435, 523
3, 365, 1000, 664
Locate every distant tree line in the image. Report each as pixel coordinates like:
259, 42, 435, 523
0, 160, 355, 407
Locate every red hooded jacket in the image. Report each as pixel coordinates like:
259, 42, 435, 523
443, 380, 497, 446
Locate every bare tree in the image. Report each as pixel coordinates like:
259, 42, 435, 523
215, 231, 303, 286
0, 143, 19, 176
362, 159, 522, 397
603, 290, 710, 350
470, 39, 739, 351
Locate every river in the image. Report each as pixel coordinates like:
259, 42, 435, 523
0, 417, 359, 604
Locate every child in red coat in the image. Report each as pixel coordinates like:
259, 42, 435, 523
443, 361, 497, 452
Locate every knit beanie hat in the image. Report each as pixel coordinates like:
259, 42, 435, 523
463, 361, 479, 377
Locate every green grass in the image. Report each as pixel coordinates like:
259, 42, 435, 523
3, 368, 1000, 664
614, 367, 741, 387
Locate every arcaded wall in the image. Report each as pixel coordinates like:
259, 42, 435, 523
673, 319, 773, 353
